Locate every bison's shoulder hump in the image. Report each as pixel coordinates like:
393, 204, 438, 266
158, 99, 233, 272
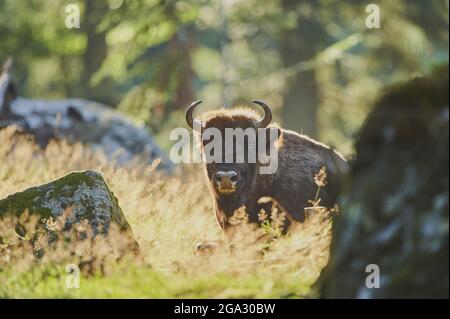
279, 128, 348, 174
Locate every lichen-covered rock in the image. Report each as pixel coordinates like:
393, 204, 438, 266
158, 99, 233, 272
320, 66, 449, 298
0, 170, 132, 235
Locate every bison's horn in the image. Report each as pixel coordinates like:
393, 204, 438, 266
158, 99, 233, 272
186, 100, 203, 129
252, 100, 272, 128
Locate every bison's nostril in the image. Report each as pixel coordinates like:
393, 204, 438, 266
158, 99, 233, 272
215, 170, 238, 183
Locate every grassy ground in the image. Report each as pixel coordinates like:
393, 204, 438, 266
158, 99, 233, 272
0, 126, 332, 298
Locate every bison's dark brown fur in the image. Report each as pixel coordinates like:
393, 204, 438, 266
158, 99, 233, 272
187, 101, 348, 233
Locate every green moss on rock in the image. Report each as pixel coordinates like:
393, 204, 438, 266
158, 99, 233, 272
0, 170, 132, 235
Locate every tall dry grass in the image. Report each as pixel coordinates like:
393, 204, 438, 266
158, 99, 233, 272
0, 126, 333, 298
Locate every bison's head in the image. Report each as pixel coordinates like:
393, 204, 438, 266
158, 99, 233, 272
186, 100, 280, 197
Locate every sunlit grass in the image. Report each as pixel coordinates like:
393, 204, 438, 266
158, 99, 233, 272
0, 126, 332, 298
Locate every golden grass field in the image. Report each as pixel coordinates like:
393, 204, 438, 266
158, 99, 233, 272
0, 126, 333, 298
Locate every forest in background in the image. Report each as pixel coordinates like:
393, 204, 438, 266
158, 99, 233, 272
0, 0, 449, 299
1, 0, 448, 156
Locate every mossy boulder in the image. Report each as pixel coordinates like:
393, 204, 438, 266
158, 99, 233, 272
0, 170, 132, 235
320, 65, 449, 298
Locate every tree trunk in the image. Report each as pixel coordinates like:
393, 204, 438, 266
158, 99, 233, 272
280, 0, 326, 138
81, 0, 110, 104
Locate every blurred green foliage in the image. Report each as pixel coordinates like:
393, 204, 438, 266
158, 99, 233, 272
1, 0, 448, 154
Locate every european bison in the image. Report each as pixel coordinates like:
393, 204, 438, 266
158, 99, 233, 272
186, 100, 348, 232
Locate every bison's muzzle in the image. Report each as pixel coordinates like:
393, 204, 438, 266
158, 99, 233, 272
214, 170, 240, 194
